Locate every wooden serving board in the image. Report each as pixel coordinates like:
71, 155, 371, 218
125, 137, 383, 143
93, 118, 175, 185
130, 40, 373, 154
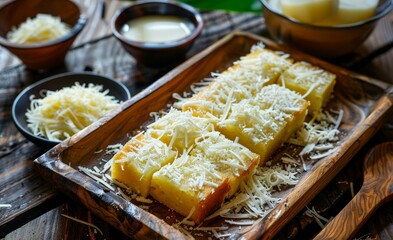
34, 31, 393, 239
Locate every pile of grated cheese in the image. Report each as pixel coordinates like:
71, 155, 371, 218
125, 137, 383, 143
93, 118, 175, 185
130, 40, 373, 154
26, 82, 121, 141
7, 14, 71, 44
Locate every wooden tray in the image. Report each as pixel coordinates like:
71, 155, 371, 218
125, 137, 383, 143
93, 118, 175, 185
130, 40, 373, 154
34, 31, 393, 239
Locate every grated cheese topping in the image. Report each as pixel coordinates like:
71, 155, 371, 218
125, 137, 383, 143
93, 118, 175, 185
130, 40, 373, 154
219, 85, 306, 144
181, 75, 251, 119
230, 49, 292, 93
26, 82, 121, 141
280, 61, 335, 94
156, 151, 225, 198
252, 84, 305, 113
7, 14, 71, 44
192, 131, 257, 176
113, 134, 175, 172
177, 46, 292, 119
146, 108, 215, 150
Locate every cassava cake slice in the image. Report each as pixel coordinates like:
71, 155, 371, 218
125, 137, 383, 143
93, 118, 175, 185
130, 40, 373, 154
218, 85, 309, 165
191, 131, 260, 197
111, 133, 177, 197
231, 46, 294, 94
278, 61, 336, 116
146, 108, 215, 152
181, 46, 293, 121
150, 152, 231, 224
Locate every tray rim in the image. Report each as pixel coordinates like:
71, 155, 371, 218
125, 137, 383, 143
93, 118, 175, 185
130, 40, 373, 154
34, 31, 393, 239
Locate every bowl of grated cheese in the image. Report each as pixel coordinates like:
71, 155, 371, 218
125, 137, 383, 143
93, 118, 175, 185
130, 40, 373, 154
0, 0, 87, 70
12, 72, 131, 149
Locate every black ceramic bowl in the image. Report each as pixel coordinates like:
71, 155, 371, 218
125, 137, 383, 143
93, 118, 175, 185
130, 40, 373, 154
111, 0, 204, 67
12, 72, 131, 149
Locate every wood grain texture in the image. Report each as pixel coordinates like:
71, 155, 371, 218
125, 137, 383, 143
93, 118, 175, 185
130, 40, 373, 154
0, 137, 62, 237
0, 6, 266, 238
314, 142, 393, 240
355, 12, 393, 83
34, 32, 393, 239
1, 1, 393, 239
3, 201, 130, 240
33, 158, 187, 240
237, 79, 393, 239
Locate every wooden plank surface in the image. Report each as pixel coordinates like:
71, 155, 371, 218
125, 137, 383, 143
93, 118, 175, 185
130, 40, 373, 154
33, 31, 393, 239
1, 0, 393, 239
0, 0, 265, 238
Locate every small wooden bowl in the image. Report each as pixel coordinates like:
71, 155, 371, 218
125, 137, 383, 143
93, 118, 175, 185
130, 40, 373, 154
260, 0, 393, 58
0, 0, 87, 70
12, 72, 131, 149
111, 0, 204, 67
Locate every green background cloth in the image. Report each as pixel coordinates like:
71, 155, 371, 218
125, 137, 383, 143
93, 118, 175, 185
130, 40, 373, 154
125, 0, 264, 13
178, 0, 262, 13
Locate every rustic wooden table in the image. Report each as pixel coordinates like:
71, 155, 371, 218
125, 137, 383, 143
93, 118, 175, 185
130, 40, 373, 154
1, 0, 392, 239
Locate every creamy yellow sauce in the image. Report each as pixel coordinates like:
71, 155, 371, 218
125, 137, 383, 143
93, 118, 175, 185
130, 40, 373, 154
268, 0, 378, 26
281, 0, 338, 24
316, 0, 379, 25
121, 15, 195, 43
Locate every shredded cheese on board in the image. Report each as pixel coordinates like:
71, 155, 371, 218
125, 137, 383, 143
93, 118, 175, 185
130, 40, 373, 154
76, 42, 343, 239
288, 109, 342, 158
7, 14, 71, 44
26, 82, 121, 141
81, 107, 342, 238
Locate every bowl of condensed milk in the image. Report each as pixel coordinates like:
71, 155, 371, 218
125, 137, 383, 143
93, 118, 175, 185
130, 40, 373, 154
111, 0, 203, 66
260, 0, 393, 58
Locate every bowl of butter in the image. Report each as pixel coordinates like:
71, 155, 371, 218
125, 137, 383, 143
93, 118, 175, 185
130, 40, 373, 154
260, 0, 393, 58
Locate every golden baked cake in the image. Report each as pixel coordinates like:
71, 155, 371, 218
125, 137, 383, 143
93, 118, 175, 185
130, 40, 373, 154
109, 45, 338, 225
146, 108, 215, 152
111, 133, 177, 197
231, 47, 294, 94
150, 152, 231, 224
182, 47, 293, 121
278, 61, 336, 116
191, 131, 260, 197
218, 85, 309, 165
